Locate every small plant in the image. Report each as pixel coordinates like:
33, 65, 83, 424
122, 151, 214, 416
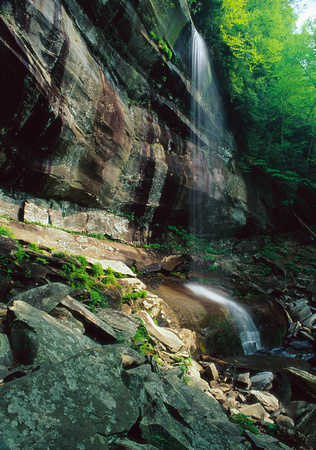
0, 225, 14, 239
27, 242, 41, 252
76, 255, 88, 267
91, 262, 104, 277
35, 257, 49, 265
87, 291, 109, 312
121, 290, 147, 305
173, 354, 192, 374
230, 414, 258, 435
263, 422, 280, 437
14, 247, 30, 261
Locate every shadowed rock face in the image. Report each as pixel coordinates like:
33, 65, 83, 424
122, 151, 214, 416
0, 0, 303, 239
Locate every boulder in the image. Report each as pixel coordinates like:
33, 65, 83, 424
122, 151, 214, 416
49, 306, 85, 334
209, 388, 226, 404
0, 334, 14, 368
275, 415, 295, 429
60, 295, 117, 343
86, 257, 136, 277
235, 372, 251, 390
10, 283, 74, 313
122, 364, 152, 414
248, 390, 279, 413
291, 301, 312, 322
6, 300, 97, 365
239, 403, 270, 421
135, 311, 183, 353
249, 371, 273, 391
161, 255, 187, 272
119, 278, 147, 293
285, 367, 316, 402
178, 328, 200, 357
96, 309, 139, 344
0, 347, 139, 448
113, 344, 145, 368
141, 371, 251, 449
302, 313, 316, 328
134, 294, 162, 319
117, 440, 157, 449
243, 430, 292, 450
291, 401, 316, 448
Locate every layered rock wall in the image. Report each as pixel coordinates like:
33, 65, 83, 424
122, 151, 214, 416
0, 0, 305, 240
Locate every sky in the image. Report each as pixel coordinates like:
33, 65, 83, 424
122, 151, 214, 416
295, 0, 316, 28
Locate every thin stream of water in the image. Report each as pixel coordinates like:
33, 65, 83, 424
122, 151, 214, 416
186, 284, 263, 355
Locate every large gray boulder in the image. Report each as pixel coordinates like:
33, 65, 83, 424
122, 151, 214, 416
141, 372, 251, 449
97, 308, 139, 344
6, 300, 97, 365
0, 347, 138, 449
11, 283, 74, 312
61, 295, 117, 343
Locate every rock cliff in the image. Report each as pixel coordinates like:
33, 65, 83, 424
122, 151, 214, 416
0, 0, 311, 241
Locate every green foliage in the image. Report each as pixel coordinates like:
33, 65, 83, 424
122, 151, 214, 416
87, 232, 108, 241
35, 257, 49, 265
173, 354, 192, 374
194, 0, 316, 199
27, 242, 41, 252
14, 247, 30, 261
150, 31, 173, 60
0, 225, 14, 239
263, 422, 280, 437
261, 243, 279, 262
230, 414, 258, 435
90, 262, 104, 277
164, 225, 227, 255
0, 255, 14, 278
76, 255, 88, 267
143, 242, 168, 250
158, 40, 172, 60
133, 320, 149, 344
87, 291, 109, 312
121, 290, 147, 305
132, 318, 160, 359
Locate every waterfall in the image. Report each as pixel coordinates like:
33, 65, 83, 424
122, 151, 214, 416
190, 29, 206, 237
186, 284, 262, 355
187, 31, 262, 354
189, 27, 225, 238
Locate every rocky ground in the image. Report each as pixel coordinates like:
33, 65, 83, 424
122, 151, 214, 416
0, 218, 315, 449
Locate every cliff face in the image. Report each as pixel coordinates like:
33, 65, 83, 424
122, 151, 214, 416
0, 0, 301, 240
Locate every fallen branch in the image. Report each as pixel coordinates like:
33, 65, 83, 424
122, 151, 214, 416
293, 212, 316, 241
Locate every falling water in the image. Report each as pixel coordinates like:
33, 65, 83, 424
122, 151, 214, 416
189, 28, 225, 238
190, 29, 209, 237
187, 284, 262, 355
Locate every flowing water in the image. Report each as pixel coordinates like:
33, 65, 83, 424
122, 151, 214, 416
190, 29, 208, 238
189, 28, 225, 237
186, 284, 263, 355
188, 30, 262, 354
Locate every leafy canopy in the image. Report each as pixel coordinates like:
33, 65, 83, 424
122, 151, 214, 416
190, 0, 316, 197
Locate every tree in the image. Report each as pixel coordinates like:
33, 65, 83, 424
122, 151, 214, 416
190, 0, 316, 191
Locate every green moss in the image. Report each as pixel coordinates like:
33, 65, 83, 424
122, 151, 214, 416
0, 225, 14, 239
121, 290, 147, 305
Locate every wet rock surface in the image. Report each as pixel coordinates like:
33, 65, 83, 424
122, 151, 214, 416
0, 283, 257, 449
0, 0, 313, 243
0, 220, 315, 448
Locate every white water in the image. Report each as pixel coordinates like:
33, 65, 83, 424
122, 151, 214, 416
189, 28, 225, 238
186, 284, 262, 355
188, 31, 262, 354
190, 29, 208, 237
